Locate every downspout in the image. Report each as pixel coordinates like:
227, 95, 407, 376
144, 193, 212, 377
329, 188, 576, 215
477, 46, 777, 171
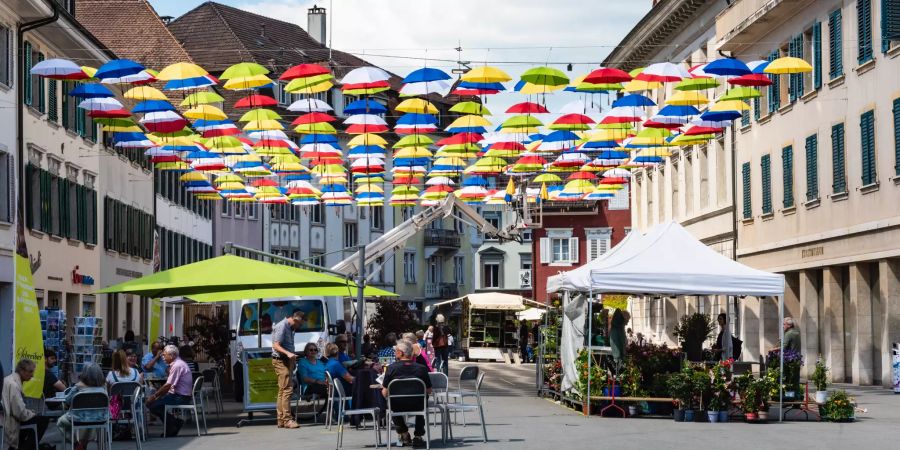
16, 3, 60, 221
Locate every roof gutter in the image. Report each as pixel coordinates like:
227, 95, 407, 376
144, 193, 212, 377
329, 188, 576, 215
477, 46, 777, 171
17, 1, 60, 224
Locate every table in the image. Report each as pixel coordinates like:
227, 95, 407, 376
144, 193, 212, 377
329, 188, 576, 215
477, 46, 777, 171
43, 397, 67, 417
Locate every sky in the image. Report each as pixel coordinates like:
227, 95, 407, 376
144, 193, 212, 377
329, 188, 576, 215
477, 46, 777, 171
148, 0, 651, 117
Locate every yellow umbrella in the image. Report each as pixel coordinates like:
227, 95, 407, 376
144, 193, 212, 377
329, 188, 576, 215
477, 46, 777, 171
124, 86, 166, 101
666, 90, 709, 106
348, 133, 387, 147
461, 66, 512, 83
184, 104, 228, 120
179, 171, 208, 182
623, 79, 662, 92
764, 57, 813, 74
223, 74, 273, 90
103, 124, 143, 132
447, 115, 492, 129
355, 184, 384, 194
710, 100, 750, 111
517, 81, 566, 94
393, 147, 433, 158
81, 66, 98, 79
243, 119, 284, 131
215, 174, 243, 184
180, 91, 225, 106
294, 122, 336, 134
157, 62, 208, 81
285, 73, 333, 92
396, 98, 438, 114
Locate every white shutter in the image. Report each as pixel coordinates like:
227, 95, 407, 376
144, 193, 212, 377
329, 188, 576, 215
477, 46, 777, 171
539, 237, 551, 263
599, 238, 610, 255
569, 237, 579, 264
588, 239, 599, 261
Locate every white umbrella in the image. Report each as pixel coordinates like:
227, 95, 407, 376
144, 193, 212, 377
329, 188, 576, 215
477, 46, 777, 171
247, 130, 290, 140
101, 70, 155, 85
139, 110, 183, 124
29, 58, 83, 77
399, 80, 452, 97
425, 176, 455, 186
343, 114, 388, 126
287, 98, 332, 112
340, 66, 391, 85
77, 97, 123, 111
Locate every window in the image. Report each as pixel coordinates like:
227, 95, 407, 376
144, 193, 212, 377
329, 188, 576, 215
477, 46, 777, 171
781, 147, 793, 208
221, 201, 231, 217
804, 22, 823, 91
519, 254, 532, 288
481, 262, 500, 289
829, 9, 844, 78
276, 81, 291, 105
310, 203, 323, 224
761, 154, 773, 213
23, 41, 32, 106
0, 151, 10, 222
483, 211, 501, 237
521, 229, 532, 242
832, 123, 847, 193
741, 162, 751, 219
247, 203, 257, 220
894, 98, 900, 176
343, 222, 357, 248
371, 205, 383, 230
858, 0, 874, 63
806, 134, 819, 201
588, 235, 610, 261
789, 34, 804, 102
884, 0, 900, 51
860, 110, 877, 185
766, 50, 781, 114
0, 24, 10, 86
401, 207, 414, 222
454, 255, 465, 285
48, 79, 58, 122
309, 251, 325, 267
403, 250, 416, 283
234, 202, 243, 218
608, 184, 629, 210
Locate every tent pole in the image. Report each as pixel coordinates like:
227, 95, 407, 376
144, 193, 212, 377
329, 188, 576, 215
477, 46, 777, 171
778, 295, 784, 422
724, 296, 733, 360
257, 298, 262, 348
586, 289, 593, 416
355, 244, 366, 358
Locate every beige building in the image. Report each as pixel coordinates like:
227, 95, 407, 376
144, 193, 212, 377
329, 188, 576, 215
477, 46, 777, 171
618, 0, 900, 387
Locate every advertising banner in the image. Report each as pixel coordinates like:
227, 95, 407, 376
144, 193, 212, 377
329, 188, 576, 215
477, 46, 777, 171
241, 347, 278, 411
14, 250, 44, 398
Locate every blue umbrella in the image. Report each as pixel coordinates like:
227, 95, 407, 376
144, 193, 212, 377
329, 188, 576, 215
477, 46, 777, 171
69, 83, 114, 98
94, 59, 145, 79
164, 76, 215, 90
542, 130, 581, 142
656, 105, 700, 116
348, 145, 386, 156
703, 58, 750, 77
446, 125, 487, 134
700, 110, 742, 122
581, 140, 617, 149
748, 60, 770, 74
132, 100, 176, 114
463, 176, 488, 187
397, 113, 437, 126
612, 93, 655, 108
283, 173, 313, 181
458, 81, 506, 91
344, 99, 387, 115
403, 67, 451, 83
300, 134, 338, 145
392, 157, 429, 167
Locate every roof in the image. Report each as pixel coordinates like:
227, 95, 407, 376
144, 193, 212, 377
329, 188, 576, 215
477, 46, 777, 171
434, 293, 529, 311
74, 0, 193, 70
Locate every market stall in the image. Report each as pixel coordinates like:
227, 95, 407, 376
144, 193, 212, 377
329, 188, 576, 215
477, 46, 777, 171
434, 293, 541, 362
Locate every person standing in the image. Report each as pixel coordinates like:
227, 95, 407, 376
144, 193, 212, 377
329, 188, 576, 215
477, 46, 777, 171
782, 317, 801, 353
432, 314, 451, 375
271, 311, 304, 429
518, 321, 530, 363
145, 345, 193, 437
380, 340, 432, 448
3, 359, 51, 450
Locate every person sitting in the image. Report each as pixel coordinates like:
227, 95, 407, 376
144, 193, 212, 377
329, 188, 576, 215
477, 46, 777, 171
141, 341, 168, 379
361, 334, 376, 359
125, 348, 143, 375
107, 349, 143, 386
324, 343, 354, 393
380, 340, 432, 447
334, 335, 356, 368
43, 348, 67, 400
297, 343, 328, 399
56, 364, 107, 450
412, 343, 432, 372
2, 359, 51, 450
145, 345, 193, 437
377, 333, 398, 358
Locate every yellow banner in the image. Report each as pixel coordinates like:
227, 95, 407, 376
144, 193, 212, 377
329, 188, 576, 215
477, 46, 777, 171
14, 253, 44, 398
247, 355, 279, 405
148, 299, 161, 350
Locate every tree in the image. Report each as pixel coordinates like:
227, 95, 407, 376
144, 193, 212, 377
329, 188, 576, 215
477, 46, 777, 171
185, 307, 231, 364
367, 299, 418, 345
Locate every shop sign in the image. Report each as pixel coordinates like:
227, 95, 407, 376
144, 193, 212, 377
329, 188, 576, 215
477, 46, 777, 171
71, 266, 95, 285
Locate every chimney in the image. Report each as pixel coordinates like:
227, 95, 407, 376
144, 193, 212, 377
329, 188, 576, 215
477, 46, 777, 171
307, 4, 327, 45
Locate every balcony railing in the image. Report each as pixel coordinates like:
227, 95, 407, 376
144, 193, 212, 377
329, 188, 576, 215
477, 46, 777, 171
425, 282, 459, 299
424, 228, 461, 248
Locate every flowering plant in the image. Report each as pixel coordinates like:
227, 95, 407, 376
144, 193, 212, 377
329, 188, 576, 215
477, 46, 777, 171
574, 348, 606, 399
766, 349, 804, 395
707, 360, 733, 411
823, 390, 855, 421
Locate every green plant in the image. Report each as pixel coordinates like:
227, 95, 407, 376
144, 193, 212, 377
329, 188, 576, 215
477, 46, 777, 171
733, 373, 759, 413
822, 390, 855, 421
667, 365, 695, 409
691, 369, 712, 410
672, 313, 715, 361
812, 357, 829, 391
185, 308, 231, 363
367, 299, 418, 342
621, 358, 645, 397
708, 360, 733, 411
574, 348, 607, 399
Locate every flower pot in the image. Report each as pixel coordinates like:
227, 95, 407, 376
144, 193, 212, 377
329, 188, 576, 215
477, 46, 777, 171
744, 412, 758, 421
628, 405, 639, 416
673, 409, 685, 422
694, 410, 708, 422
708, 410, 720, 423
718, 410, 729, 422
815, 391, 828, 404
683, 409, 695, 422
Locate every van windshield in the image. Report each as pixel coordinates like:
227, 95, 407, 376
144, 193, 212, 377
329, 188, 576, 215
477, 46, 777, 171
238, 300, 325, 336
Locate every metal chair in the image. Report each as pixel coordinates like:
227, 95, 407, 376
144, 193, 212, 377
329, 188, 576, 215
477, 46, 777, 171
164, 376, 207, 437
443, 372, 487, 443
109, 381, 143, 450
427, 372, 450, 443
201, 368, 223, 418
447, 365, 479, 426
67, 390, 112, 450
333, 379, 381, 449
385, 378, 430, 450
295, 379, 327, 424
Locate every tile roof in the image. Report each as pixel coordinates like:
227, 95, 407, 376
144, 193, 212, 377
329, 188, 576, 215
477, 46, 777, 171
74, 0, 194, 71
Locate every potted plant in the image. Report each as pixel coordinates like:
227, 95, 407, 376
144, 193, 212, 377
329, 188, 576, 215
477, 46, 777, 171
756, 373, 777, 422
823, 390, 856, 422
621, 358, 644, 416
574, 348, 606, 413
667, 365, 695, 422
812, 357, 829, 404
707, 360, 732, 423
734, 374, 759, 421
766, 348, 804, 398
691, 369, 712, 422
672, 313, 715, 362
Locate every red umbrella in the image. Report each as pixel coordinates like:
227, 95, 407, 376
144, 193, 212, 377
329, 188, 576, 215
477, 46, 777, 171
202, 128, 241, 138
489, 142, 526, 151
643, 120, 683, 129
392, 176, 421, 185
684, 126, 724, 135
583, 67, 632, 84
253, 139, 293, 149
234, 94, 278, 108
567, 171, 598, 180
436, 132, 483, 146
279, 64, 330, 80
291, 112, 337, 125
728, 73, 773, 87
341, 80, 390, 91
251, 178, 279, 187
88, 109, 132, 118
506, 102, 549, 114
599, 177, 629, 184
554, 113, 595, 125
452, 88, 500, 96
346, 124, 390, 134
515, 155, 547, 165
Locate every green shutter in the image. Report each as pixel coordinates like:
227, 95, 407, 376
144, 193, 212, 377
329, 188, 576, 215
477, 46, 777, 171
762, 155, 773, 213
861, 110, 877, 185
48, 80, 58, 122
58, 177, 68, 238
90, 190, 98, 245
767, 51, 780, 112
829, 9, 844, 78
36, 53, 45, 113
741, 109, 750, 126
782, 146, 794, 208
858, 0, 874, 63
754, 98, 761, 120
894, 98, 900, 175
25, 165, 34, 228
23, 42, 32, 106
813, 22, 823, 89
742, 162, 751, 219
61, 81, 69, 129
41, 170, 51, 233
789, 35, 803, 101
806, 135, 819, 200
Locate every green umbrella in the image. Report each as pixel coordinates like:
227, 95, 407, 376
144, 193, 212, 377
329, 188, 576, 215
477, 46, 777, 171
238, 108, 283, 122
95, 254, 396, 299
674, 77, 720, 91
720, 86, 761, 101
449, 101, 492, 116
180, 91, 226, 106
521, 66, 569, 86
501, 115, 543, 129
220, 62, 270, 80
393, 134, 434, 148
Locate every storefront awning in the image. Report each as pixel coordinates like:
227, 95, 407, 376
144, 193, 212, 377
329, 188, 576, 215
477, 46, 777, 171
433, 292, 530, 310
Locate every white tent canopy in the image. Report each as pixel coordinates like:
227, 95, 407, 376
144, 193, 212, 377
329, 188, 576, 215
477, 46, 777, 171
548, 221, 784, 296
433, 292, 529, 310
516, 307, 546, 321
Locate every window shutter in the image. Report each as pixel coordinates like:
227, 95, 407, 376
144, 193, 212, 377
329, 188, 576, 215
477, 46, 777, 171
858, 0, 873, 63
789, 35, 803, 101
23, 42, 32, 106
861, 110, 877, 185
813, 22, 823, 89
48, 79, 57, 122
588, 239, 598, 261
36, 53, 45, 113
61, 81, 69, 129
767, 51, 780, 112
539, 237, 550, 264
781, 147, 793, 208
893, 98, 900, 176
741, 109, 749, 127
569, 237, 579, 264
58, 177, 68, 238
762, 154, 773, 213
599, 238, 610, 256
753, 98, 761, 121
741, 162, 751, 219
886, 0, 900, 44
829, 9, 844, 78
832, 123, 846, 193
806, 135, 819, 200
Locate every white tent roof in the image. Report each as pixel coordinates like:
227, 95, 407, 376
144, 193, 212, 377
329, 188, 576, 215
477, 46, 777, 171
434, 292, 528, 310
549, 222, 784, 296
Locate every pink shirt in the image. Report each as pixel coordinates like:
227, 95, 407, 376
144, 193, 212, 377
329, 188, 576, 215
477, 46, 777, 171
166, 358, 193, 397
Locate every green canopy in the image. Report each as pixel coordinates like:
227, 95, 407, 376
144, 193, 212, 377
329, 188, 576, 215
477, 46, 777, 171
95, 254, 396, 300
520, 66, 569, 86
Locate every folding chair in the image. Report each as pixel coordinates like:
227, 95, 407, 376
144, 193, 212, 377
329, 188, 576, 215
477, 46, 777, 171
333, 380, 381, 449
68, 391, 111, 450
443, 372, 487, 443
201, 368, 223, 418
109, 381, 143, 449
385, 378, 430, 450
164, 376, 207, 437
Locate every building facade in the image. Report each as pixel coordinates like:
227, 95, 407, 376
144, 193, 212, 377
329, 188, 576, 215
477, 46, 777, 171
473, 206, 533, 297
